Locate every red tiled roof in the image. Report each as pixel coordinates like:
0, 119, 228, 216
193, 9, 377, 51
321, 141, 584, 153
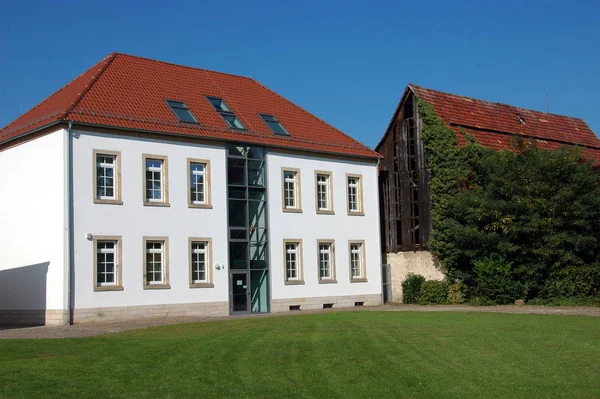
409, 84, 600, 165
0, 53, 379, 159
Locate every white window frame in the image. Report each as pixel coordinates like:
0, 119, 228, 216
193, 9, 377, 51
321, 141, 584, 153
93, 236, 123, 291
93, 150, 122, 205
346, 174, 364, 215
282, 168, 301, 212
349, 240, 367, 282
315, 171, 334, 214
283, 239, 304, 284
189, 238, 214, 288
143, 154, 169, 207
187, 158, 212, 209
143, 237, 170, 289
318, 240, 336, 283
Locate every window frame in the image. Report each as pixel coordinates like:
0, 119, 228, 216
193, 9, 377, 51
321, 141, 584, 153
281, 168, 302, 213
258, 113, 290, 136
93, 235, 123, 291
142, 154, 170, 207
317, 239, 336, 284
283, 239, 304, 285
348, 240, 367, 282
143, 237, 170, 289
346, 173, 364, 216
165, 99, 199, 124
189, 237, 214, 288
187, 158, 212, 209
315, 170, 334, 214
93, 150, 122, 205
206, 96, 247, 130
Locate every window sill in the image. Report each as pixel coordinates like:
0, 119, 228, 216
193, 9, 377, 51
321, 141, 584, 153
316, 210, 335, 215
189, 283, 214, 288
318, 279, 337, 284
94, 199, 123, 205
347, 211, 365, 216
144, 202, 171, 207
188, 203, 213, 209
143, 284, 171, 290
94, 285, 124, 292
350, 278, 368, 283
284, 280, 305, 285
282, 208, 303, 213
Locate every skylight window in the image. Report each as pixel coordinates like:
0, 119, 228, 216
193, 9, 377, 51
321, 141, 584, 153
207, 97, 246, 130
260, 114, 290, 136
165, 100, 198, 124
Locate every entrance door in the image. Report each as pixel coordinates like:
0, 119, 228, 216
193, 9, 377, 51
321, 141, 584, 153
230, 271, 250, 314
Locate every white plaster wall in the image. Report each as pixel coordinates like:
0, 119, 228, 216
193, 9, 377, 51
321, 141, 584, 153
385, 251, 444, 302
267, 151, 382, 302
71, 130, 228, 309
0, 130, 66, 311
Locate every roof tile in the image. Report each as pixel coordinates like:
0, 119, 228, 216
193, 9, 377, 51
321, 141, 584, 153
1, 53, 380, 159
410, 84, 600, 165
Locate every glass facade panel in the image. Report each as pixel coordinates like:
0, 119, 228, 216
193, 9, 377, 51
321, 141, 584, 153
227, 145, 270, 313
229, 242, 248, 269
228, 158, 245, 185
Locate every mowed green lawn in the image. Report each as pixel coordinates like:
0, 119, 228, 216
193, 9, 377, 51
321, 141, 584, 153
1, 311, 599, 398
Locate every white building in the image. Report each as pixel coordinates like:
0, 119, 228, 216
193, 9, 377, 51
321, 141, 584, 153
0, 53, 382, 325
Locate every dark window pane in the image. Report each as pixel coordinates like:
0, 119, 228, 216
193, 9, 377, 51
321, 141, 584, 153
230, 229, 247, 240
248, 188, 265, 201
228, 146, 246, 157
223, 114, 246, 130
166, 100, 198, 124
247, 147, 266, 160
229, 187, 246, 199
207, 97, 230, 112
228, 200, 247, 227
228, 159, 245, 185
248, 160, 264, 187
229, 242, 248, 269
260, 114, 289, 135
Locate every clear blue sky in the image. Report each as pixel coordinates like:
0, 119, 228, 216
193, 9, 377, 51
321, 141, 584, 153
1, 0, 599, 148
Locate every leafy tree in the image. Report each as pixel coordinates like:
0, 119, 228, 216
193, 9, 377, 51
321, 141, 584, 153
419, 98, 600, 301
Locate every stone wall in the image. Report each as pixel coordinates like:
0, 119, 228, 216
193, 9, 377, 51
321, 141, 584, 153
73, 302, 229, 324
384, 251, 444, 303
271, 294, 381, 312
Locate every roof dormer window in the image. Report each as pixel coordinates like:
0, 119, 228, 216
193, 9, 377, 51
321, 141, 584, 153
207, 97, 246, 130
165, 100, 199, 124
260, 114, 290, 136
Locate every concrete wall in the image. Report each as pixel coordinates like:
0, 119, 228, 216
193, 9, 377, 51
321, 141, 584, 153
267, 151, 382, 304
384, 251, 444, 302
0, 130, 67, 324
71, 130, 229, 310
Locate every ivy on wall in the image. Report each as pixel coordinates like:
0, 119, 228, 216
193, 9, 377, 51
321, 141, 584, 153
417, 98, 600, 303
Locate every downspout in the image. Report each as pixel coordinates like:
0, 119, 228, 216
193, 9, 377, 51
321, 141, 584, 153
65, 121, 74, 324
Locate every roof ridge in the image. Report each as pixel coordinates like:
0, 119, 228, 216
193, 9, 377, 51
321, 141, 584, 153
112, 52, 255, 82
408, 83, 587, 122
1, 53, 115, 133
64, 53, 117, 119
250, 78, 379, 156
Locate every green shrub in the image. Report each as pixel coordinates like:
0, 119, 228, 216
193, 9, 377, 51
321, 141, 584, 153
546, 265, 600, 298
402, 274, 425, 304
468, 296, 495, 306
474, 258, 521, 304
448, 281, 466, 304
419, 280, 449, 304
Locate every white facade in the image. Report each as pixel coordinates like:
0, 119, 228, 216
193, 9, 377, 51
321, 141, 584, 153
267, 152, 382, 302
0, 129, 67, 324
0, 128, 382, 324
71, 130, 229, 311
